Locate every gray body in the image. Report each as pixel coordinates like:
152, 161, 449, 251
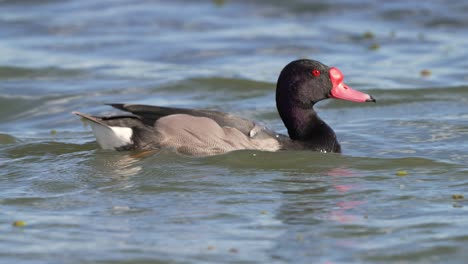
74, 104, 286, 156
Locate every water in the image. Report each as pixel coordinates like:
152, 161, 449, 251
1, 0, 467, 263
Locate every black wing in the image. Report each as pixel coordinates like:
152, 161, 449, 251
108, 104, 257, 136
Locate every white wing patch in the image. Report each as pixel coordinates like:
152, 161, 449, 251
90, 122, 133, 150
249, 124, 263, 138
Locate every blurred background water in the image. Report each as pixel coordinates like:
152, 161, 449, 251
0, 0, 467, 263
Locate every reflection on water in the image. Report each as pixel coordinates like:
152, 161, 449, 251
276, 165, 364, 226
89, 151, 160, 190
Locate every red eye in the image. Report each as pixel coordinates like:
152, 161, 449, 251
312, 69, 321, 77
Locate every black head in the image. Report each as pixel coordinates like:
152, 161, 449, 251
276, 59, 332, 111
275, 59, 375, 142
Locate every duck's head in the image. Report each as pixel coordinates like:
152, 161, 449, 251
276, 59, 375, 142
276, 59, 375, 111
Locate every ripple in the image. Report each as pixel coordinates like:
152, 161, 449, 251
0, 0, 467, 263
0, 65, 83, 80
0, 134, 17, 144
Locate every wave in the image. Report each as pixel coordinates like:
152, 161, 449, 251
0, 65, 83, 80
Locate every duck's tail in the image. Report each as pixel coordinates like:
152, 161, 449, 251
73, 112, 134, 150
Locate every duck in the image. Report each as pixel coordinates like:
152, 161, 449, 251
73, 59, 375, 156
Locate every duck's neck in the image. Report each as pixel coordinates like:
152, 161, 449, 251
280, 106, 341, 152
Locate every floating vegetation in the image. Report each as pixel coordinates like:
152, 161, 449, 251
50, 129, 57, 135
369, 43, 380, 50
396, 170, 408, 176
212, 0, 226, 7
452, 194, 464, 200
12, 220, 26, 227
362, 31, 375, 40
420, 69, 432, 77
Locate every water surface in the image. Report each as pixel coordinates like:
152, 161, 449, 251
1, 0, 467, 263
